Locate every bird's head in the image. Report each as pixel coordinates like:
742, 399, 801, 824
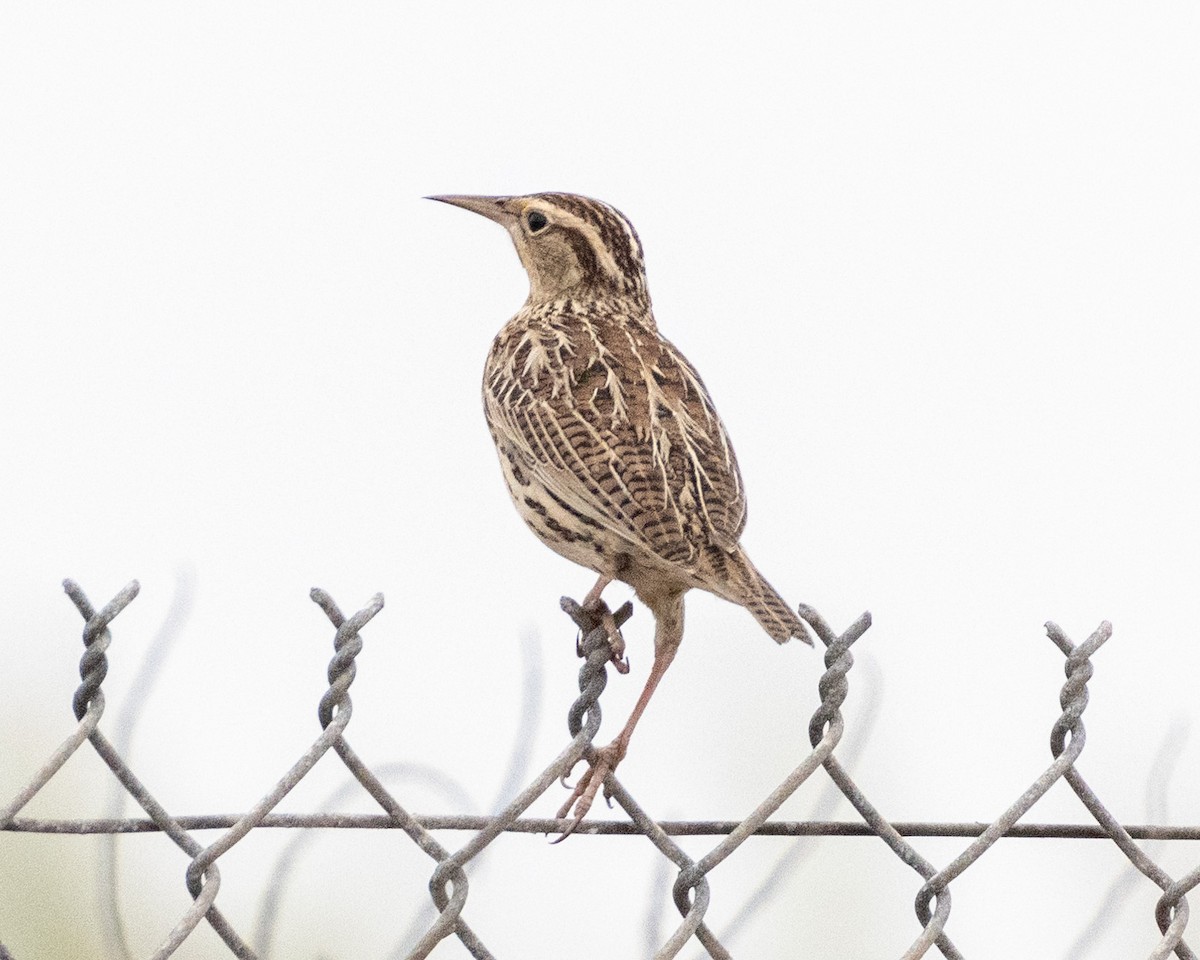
428, 192, 649, 308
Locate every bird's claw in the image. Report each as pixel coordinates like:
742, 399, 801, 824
579, 598, 630, 673
552, 745, 621, 842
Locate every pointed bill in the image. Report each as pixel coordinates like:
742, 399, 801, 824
425, 194, 514, 225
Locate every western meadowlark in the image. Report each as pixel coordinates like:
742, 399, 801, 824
430, 192, 811, 825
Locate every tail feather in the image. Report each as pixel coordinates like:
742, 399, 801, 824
718, 548, 813, 646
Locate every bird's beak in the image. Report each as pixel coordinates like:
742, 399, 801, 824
425, 194, 515, 226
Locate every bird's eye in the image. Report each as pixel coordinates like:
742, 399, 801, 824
526, 211, 548, 232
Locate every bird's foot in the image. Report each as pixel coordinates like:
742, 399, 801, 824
553, 741, 625, 841
580, 598, 630, 674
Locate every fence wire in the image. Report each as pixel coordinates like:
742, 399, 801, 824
1, 579, 1198, 959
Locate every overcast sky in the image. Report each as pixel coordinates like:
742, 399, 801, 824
3, 3, 1199, 958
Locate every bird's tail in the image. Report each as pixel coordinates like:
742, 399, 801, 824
720, 549, 813, 646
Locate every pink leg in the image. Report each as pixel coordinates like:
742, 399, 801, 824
582, 575, 612, 609
556, 592, 684, 836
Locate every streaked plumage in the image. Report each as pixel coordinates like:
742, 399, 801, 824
431, 191, 810, 824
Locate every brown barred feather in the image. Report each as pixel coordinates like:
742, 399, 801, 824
433, 192, 810, 647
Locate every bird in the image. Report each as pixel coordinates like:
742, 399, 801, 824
429, 192, 812, 826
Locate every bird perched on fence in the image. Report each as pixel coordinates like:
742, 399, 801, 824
430, 192, 812, 827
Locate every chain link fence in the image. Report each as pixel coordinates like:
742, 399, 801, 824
2, 579, 1198, 959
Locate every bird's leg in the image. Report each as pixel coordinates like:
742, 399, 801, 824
581, 575, 611, 609
580, 575, 629, 673
557, 594, 684, 836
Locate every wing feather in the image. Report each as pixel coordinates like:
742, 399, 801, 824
484, 306, 746, 571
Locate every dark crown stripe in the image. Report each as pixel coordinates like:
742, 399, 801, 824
537, 192, 648, 299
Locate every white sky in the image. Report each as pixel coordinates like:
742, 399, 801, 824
2, 2, 1198, 958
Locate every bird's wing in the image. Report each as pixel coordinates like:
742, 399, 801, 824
484, 311, 747, 568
